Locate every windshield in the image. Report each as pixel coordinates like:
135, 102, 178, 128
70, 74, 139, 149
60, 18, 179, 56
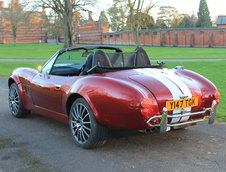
54, 50, 88, 67
45, 47, 161, 76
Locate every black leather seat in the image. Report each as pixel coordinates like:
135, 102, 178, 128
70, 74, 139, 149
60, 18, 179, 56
127, 53, 136, 67
127, 48, 151, 67
79, 54, 93, 75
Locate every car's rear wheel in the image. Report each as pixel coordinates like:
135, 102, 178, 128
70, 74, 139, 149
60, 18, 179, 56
8, 83, 29, 118
69, 98, 108, 148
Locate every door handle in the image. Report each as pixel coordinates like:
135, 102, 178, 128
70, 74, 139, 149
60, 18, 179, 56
54, 84, 62, 89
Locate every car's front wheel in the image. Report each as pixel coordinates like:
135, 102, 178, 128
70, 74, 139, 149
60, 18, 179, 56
8, 83, 29, 118
69, 98, 108, 148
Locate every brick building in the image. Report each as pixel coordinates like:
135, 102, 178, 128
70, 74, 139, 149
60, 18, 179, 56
1, 1, 226, 48
0, 0, 48, 43
76, 13, 226, 48
216, 16, 226, 28
101, 27, 226, 48
76, 11, 109, 44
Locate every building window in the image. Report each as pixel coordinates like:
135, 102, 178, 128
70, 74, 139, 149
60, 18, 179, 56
220, 30, 224, 35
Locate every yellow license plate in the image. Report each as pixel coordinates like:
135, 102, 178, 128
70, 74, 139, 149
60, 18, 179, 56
166, 97, 198, 111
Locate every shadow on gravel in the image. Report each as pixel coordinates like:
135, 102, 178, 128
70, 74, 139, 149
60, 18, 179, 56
0, 136, 52, 172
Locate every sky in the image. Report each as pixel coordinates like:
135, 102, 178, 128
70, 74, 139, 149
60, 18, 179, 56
2, 0, 226, 21
94, 0, 226, 21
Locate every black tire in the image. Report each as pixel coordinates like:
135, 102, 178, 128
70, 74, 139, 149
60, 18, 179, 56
8, 83, 29, 118
69, 98, 108, 148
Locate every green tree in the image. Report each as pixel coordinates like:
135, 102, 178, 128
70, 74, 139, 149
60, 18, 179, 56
147, 15, 155, 29
108, 0, 157, 46
156, 18, 167, 28
157, 6, 182, 28
107, 0, 127, 31
98, 11, 108, 23
180, 14, 198, 28
127, 12, 155, 29
197, 0, 212, 27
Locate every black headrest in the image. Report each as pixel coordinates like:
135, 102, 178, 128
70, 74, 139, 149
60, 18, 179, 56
93, 50, 112, 67
135, 48, 151, 66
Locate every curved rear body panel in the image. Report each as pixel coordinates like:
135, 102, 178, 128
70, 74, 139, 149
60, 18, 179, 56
8, 66, 219, 130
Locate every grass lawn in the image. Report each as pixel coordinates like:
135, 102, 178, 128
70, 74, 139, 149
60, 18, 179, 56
0, 62, 45, 78
0, 44, 62, 59
1, 43, 226, 59
0, 60, 225, 121
125, 47, 226, 60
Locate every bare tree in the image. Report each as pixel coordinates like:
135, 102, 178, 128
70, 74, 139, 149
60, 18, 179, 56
127, 0, 157, 47
2, 0, 32, 45
48, 13, 64, 45
40, 0, 95, 48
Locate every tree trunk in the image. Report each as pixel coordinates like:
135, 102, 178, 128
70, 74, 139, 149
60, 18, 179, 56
64, 0, 74, 48
64, 20, 69, 48
55, 34, 59, 45
133, 27, 141, 47
12, 25, 17, 46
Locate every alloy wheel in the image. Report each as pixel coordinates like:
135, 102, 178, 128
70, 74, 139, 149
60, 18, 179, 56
9, 86, 20, 115
70, 103, 91, 144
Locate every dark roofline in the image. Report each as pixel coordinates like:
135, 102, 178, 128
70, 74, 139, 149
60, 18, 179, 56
216, 16, 226, 25
59, 46, 123, 54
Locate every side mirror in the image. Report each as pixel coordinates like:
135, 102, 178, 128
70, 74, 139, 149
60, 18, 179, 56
37, 65, 43, 72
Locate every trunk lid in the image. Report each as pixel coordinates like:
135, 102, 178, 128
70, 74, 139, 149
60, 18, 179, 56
129, 68, 203, 122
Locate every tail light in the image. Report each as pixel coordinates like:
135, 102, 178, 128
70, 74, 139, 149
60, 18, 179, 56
215, 90, 220, 99
141, 99, 153, 110
140, 98, 159, 120
215, 90, 220, 105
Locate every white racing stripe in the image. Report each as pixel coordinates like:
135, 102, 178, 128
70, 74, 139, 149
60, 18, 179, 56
145, 68, 192, 122
135, 68, 192, 123
135, 69, 182, 123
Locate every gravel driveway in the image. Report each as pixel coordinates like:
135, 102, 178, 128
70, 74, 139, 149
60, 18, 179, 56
0, 78, 225, 172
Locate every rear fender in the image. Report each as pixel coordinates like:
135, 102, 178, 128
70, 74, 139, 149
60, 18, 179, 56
69, 76, 158, 129
177, 69, 218, 107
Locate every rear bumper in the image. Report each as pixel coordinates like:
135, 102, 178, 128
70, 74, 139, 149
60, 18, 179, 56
146, 100, 217, 133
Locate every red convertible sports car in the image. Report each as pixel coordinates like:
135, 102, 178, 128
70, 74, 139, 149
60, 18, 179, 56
8, 46, 220, 148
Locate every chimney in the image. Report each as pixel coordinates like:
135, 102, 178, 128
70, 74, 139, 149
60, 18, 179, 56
88, 11, 93, 22
42, 6, 46, 15
0, 1, 4, 8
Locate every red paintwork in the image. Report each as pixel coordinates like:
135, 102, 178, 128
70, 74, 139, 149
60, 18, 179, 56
8, 56, 219, 130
